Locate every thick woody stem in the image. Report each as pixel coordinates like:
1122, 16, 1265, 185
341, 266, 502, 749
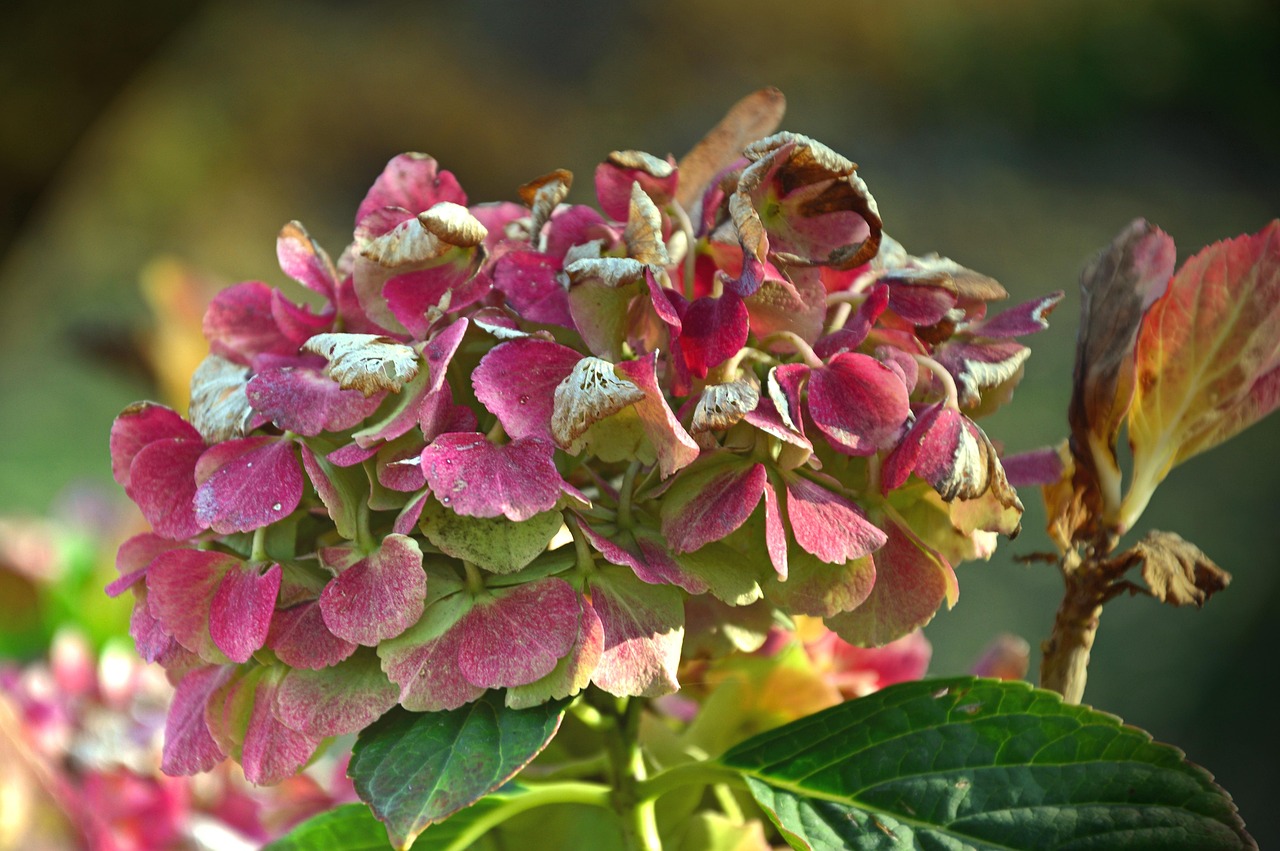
1039, 548, 1131, 703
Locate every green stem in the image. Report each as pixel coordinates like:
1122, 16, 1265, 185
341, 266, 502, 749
633, 759, 745, 803
250, 525, 269, 564
759, 330, 824, 368
617, 462, 640, 530
462, 560, 486, 595
435, 781, 613, 851
601, 696, 661, 851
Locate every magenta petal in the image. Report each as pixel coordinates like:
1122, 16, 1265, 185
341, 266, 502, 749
207, 667, 321, 786
589, 567, 683, 698
110, 403, 201, 488
785, 475, 886, 564
965, 292, 1064, 338
194, 436, 304, 534
356, 154, 467, 228
247, 365, 383, 436
209, 563, 281, 664
108, 533, 184, 597
162, 665, 232, 776
457, 578, 579, 688
614, 353, 699, 478
1001, 446, 1066, 488
493, 250, 573, 326
203, 281, 299, 365
423, 317, 469, 394
886, 282, 958, 325
267, 600, 358, 669
385, 264, 489, 338
418, 382, 477, 441
762, 483, 788, 579
127, 437, 206, 540
827, 519, 958, 647
147, 549, 240, 662
271, 289, 332, 348
276, 651, 398, 738
130, 595, 179, 664
378, 594, 483, 711
319, 534, 425, 646
807, 352, 910, 455
278, 221, 338, 300
577, 520, 707, 593
660, 456, 767, 553
472, 338, 582, 440
678, 293, 749, 378
421, 434, 562, 521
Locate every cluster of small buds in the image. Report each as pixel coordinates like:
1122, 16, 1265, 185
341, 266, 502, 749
109, 91, 1059, 783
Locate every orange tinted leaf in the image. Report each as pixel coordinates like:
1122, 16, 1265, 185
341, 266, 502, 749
1122, 221, 1280, 529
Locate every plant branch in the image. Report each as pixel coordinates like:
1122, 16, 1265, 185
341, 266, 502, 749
434, 781, 612, 851
1039, 548, 1136, 703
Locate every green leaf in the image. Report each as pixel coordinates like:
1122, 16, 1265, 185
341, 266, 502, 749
266, 788, 532, 851
719, 677, 1254, 850
349, 692, 569, 849
419, 499, 562, 574
264, 803, 392, 850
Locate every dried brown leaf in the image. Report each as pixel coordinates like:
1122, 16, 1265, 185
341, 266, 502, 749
675, 87, 787, 209
1132, 530, 1231, 608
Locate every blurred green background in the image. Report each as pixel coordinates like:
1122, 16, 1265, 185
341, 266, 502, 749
2, 0, 1277, 844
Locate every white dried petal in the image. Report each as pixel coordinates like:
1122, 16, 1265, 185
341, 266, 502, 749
551, 357, 645, 452
189, 354, 253, 442
303, 333, 420, 396
565, 256, 647, 289
608, 150, 674, 178
624, 182, 670, 266
518, 169, 573, 242
418, 202, 487, 247
691, 376, 761, 434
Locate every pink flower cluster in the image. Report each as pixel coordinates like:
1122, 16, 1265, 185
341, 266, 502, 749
110, 99, 1058, 782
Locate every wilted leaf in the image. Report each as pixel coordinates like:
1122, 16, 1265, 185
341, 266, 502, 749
304, 333, 421, 396
1131, 530, 1231, 608
676, 87, 786, 209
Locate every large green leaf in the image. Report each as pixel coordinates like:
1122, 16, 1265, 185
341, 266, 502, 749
720, 677, 1253, 850
265, 788, 532, 851
349, 693, 568, 849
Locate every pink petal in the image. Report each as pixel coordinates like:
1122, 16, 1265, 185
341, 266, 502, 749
108, 533, 185, 597
267, 600, 358, 669
207, 667, 322, 786
127, 438, 207, 540
246, 364, 383, 436
162, 665, 232, 776
421, 434, 563, 521
146, 549, 241, 662
807, 353, 910, 455
378, 594, 484, 712
766, 548, 876, 618
660, 456, 766, 554
194, 436, 304, 534
277, 221, 338, 300
614, 353, 699, 478
472, 338, 583, 440
589, 567, 683, 698
356, 154, 467, 228
577, 520, 707, 593
785, 475, 886, 564
762, 483, 788, 579
319, 534, 425, 646
1001, 446, 1066, 488
493, 250, 573, 326
276, 651, 398, 738
209, 563, 281, 663
110, 403, 200, 488
203, 281, 299, 365
423, 317, 470, 394
965, 292, 1064, 339
457, 578, 580, 688
677, 293, 749, 378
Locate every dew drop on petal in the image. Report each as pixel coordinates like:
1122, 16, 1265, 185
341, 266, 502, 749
441, 496, 451, 504
272, 503, 282, 511
518, 395, 530, 405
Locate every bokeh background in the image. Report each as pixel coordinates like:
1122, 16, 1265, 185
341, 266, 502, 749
2, 0, 1277, 845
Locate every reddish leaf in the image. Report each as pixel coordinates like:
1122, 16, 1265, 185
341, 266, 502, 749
1124, 220, 1280, 529
472, 338, 583, 440
161, 665, 232, 776
421, 434, 563, 521
785, 475, 886, 564
456, 578, 580, 688
276, 650, 398, 738
588, 566, 683, 698
319, 534, 426, 646
194, 436, 304, 534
